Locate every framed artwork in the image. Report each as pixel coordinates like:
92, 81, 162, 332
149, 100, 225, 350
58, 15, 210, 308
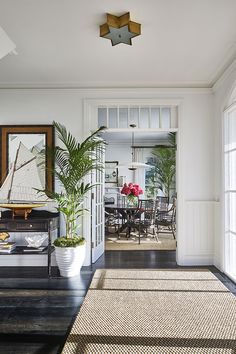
105, 161, 118, 184
0, 125, 54, 192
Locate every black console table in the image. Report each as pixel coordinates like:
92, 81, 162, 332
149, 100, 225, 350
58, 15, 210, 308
0, 210, 60, 277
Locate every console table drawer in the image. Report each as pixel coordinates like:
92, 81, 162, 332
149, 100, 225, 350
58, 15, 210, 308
0, 222, 48, 232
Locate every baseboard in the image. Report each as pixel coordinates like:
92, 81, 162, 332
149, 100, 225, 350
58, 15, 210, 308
177, 254, 214, 266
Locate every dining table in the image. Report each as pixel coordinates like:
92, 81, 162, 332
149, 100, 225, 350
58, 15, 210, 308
105, 204, 140, 238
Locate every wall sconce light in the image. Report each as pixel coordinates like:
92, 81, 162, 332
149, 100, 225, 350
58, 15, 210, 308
100, 12, 141, 46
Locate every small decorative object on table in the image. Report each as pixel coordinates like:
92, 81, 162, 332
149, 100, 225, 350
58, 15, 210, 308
121, 183, 143, 206
25, 234, 48, 248
0, 232, 10, 241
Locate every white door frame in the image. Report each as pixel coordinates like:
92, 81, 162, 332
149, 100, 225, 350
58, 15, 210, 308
222, 101, 236, 282
83, 97, 184, 266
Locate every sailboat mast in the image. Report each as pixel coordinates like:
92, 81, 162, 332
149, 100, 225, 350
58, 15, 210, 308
7, 144, 21, 202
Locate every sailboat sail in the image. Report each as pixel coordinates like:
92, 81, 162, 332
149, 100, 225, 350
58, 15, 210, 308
0, 168, 13, 201
0, 142, 51, 203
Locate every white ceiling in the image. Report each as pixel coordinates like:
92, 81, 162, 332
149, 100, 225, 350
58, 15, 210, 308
0, 0, 236, 88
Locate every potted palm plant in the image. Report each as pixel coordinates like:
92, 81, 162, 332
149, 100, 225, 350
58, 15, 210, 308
147, 132, 176, 201
43, 121, 105, 277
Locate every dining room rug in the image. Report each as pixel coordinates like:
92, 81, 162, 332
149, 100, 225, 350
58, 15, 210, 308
105, 234, 176, 251
62, 269, 236, 354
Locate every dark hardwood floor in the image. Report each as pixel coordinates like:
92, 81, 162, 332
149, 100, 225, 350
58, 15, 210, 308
0, 250, 235, 354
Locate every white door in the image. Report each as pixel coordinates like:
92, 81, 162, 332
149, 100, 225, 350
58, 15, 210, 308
91, 144, 105, 263
224, 104, 236, 282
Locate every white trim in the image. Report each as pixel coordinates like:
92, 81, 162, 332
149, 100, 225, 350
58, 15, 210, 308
224, 271, 236, 284
0, 82, 212, 90
101, 128, 178, 133
89, 98, 183, 107
0, 87, 212, 95
213, 59, 236, 92
222, 104, 236, 279
179, 255, 214, 266
83, 97, 184, 266
209, 44, 236, 88
223, 107, 228, 274
175, 102, 185, 265
223, 101, 236, 114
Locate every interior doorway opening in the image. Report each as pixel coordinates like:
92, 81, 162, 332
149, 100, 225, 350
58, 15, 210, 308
84, 98, 181, 267
103, 129, 177, 253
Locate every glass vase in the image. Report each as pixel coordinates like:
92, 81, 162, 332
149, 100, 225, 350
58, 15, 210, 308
127, 195, 138, 207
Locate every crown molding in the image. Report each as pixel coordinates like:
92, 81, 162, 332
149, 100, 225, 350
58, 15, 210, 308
212, 58, 236, 92
0, 85, 212, 95
0, 80, 210, 89
209, 43, 236, 87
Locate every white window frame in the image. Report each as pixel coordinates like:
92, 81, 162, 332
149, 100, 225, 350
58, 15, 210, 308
223, 101, 236, 282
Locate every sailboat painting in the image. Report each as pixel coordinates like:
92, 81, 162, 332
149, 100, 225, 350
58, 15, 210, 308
0, 126, 54, 219
8, 133, 46, 188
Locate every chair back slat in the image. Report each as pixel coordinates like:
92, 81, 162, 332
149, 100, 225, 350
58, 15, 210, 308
156, 196, 169, 211
138, 199, 158, 226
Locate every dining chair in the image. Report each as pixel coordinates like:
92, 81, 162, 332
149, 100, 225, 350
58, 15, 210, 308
132, 199, 159, 244
155, 198, 176, 239
105, 210, 119, 234
156, 196, 169, 211
105, 198, 119, 234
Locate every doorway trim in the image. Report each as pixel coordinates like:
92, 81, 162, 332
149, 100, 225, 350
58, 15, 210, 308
83, 97, 184, 266
223, 100, 236, 282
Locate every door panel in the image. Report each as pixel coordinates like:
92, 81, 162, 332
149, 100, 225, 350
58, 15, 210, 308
91, 144, 105, 263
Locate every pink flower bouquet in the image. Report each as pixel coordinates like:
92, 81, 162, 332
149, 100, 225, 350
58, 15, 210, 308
121, 183, 143, 205
121, 183, 143, 197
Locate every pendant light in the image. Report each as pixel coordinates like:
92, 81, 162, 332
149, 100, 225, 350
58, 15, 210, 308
118, 124, 153, 170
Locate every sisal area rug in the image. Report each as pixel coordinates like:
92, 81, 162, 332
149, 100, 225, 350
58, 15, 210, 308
62, 269, 236, 354
106, 234, 176, 251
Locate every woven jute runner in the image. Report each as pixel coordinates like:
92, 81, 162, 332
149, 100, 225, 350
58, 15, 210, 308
105, 234, 176, 251
62, 269, 236, 353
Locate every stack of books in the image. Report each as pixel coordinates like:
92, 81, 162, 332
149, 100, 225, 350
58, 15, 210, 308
23, 246, 47, 253
0, 241, 16, 253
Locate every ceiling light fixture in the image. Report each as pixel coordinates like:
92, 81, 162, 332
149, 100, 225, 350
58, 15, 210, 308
118, 124, 153, 171
100, 12, 141, 46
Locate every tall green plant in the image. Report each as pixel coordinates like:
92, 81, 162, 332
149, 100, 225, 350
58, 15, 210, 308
150, 133, 176, 201
42, 122, 105, 242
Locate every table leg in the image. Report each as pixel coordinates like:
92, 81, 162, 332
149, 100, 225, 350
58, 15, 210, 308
48, 224, 52, 277
139, 224, 141, 244
117, 214, 120, 239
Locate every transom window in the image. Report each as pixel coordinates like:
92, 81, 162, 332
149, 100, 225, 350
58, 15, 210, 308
98, 105, 178, 130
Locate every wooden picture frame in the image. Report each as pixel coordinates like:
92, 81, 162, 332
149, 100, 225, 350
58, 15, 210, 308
0, 125, 54, 192
105, 161, 118, 184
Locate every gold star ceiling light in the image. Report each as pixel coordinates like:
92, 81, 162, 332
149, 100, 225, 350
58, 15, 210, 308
100, 12, 141, 46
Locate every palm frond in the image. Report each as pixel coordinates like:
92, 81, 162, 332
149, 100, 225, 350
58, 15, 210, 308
40, 122, 106, 238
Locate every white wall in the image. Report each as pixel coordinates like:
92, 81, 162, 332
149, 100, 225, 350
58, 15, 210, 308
105, 143, 154, 194
213, 61, 236, 271
105, 143, 133, 184
0, 87, 214, 266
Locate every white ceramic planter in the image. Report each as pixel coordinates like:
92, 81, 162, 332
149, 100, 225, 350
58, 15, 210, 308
55, 243, 86, 277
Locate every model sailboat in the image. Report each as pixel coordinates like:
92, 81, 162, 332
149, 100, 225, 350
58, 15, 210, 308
0, 142, 52, 219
